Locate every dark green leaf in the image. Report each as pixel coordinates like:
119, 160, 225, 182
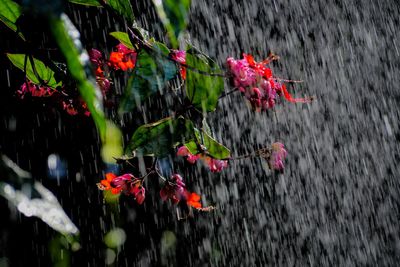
152, 0, 191, 48
107, 0, 134, 23
109, 31, 133, 49
0, 0, 24, 39
185, 50, 224, 112
68, 0, 101, 6
7, 53, 61, 89
49, 14, 122, 163
119, 43, 178, 113
125, 117, 195, 157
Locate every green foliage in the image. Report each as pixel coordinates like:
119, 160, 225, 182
0, 0, 24, 39
50, 14, 122, 163
201, 130, 230, 159
109, 31, 133, 49
7, 54, 62, 89
125, 116, 195, 157
119, 42, 178, 113
107, 0, 134, 23
152, 0, 191, 48
183, 128, 230, 159
185, 48, 224, 112
68, 0, 102, 6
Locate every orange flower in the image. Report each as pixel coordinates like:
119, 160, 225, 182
186, 192, 202, 209
98, 173, 121, 194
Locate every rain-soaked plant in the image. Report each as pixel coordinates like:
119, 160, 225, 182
1, 0, 314, 222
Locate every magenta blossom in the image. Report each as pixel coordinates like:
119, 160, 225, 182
205, 158, 228, 173
160, 174, 186, 204
269, 142, 287, 171
88, 48, 103, 66
176, 146, 228, 172
18, 80, 55, 99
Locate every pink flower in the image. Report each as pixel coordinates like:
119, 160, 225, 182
129, 183, 146, 205
227, 57, 257, 88
17, 80, 55, 99
160, 174, 186, 204
227, 54, 313, 111
98, 172, 146, 205
88, 48, 103, 66
62, 99, 90, 116
159, 174, 203, 209
170, 50, 186, 79
176, 146, 229, 172
176, 146, 201, 164
205, 158, 228, 173
269, 142, 287, 171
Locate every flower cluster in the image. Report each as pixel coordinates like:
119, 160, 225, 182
98, 173, 145, 204
177, 146, 228, 172
160, 174, 202, 208
108, 43, 137, 71
17, 80, 55, 98
227, 54, 313, 110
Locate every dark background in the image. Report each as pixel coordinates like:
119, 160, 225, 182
1, 0, 400, 266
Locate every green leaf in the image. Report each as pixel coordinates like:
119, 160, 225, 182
7, 54, 61, 89
0, 0, 25, 40
109, 31, 133, 49
185, 49, 224, 112
107, 0, 134, 23
183, 128, 230, 159
201, 130, 230, 159
152, 0, 191, 48
125, 117, 195, 157
119, 42, 178, 113
49, 14, 122, 163
68, 0, 101, 6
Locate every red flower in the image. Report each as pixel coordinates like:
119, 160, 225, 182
98, 173, 146, 204
98, 173, 121, 194
185, 191, 202, 208
108, 43, 137, 71
170, 50, 186, 79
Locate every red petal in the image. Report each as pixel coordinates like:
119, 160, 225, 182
281, 84, 313, 103
106, 173, 117, 181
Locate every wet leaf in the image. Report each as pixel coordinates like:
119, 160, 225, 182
0, 0, 24, 39
201, 130, 230, 159
109, 31, 133, 49
119, 42, 178, 113
152, 0, 191, 48
183, 128, 230, 159
7, 54, 62, 88
68, 0, 101, 6
125, 117, 195, 157
50, 14, 122, 163
185, 49, 224, 112
107, 0, 134, 23
0, 155, 79, 235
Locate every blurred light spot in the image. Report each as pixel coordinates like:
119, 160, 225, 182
47, 154, 67, 180
104, 228, 126, 248
105, 249, 116, 265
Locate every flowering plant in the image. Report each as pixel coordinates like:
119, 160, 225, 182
1, 0, 313, 217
